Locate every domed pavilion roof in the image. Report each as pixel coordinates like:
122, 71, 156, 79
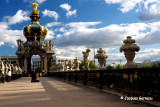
23, 2, 48, 42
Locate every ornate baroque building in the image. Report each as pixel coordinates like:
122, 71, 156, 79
16, 2, 54, 75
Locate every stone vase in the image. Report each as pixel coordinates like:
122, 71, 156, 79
123, 51, 138, 68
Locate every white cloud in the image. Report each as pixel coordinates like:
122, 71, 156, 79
46, 22, 62, 28
0, 10, 29, 47
3, 10, 30, 25
35, 0, 46, 4
23, 0, 46, 4
60, 3, 71, 11
54, 22, 148, 48
135, 48, 160, 61
105, 0, 142, 13
42, 9, 59, 21
105, 0, 160, 22
0, 24, 25, 47
138, 1, 160, 21
60, 3, 77, 17
45, 30, 55, 40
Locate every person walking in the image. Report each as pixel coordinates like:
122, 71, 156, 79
7, 69, 11, 82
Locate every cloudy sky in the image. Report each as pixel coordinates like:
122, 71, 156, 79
1, 0, 160, 64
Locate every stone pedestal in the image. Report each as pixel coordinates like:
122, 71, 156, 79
120, 36, 140, 68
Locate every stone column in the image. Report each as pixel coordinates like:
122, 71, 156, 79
73, 57, 80, 71
41, 57, 44, 72
120, 36, 140, 68
27, 57, 32, 73
95, 48, 108, 70
44, 55, 48, 73
82, 48, 91, 71
24, 57, 28, 74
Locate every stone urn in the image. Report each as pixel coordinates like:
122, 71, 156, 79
73, 57, 80, 71
120, 36, 140, 68
95, 48, 108, 70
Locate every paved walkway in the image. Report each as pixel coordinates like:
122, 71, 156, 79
0, 77, 153, 107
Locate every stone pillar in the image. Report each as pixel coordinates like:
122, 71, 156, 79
24, 57, 28, 74
44, 56, 48, 73
73, 57, 80, 71
41, 57, 44, 72
120, 36, 140, 68
82, 48, 91, 71
95, 48, 108, 70
27, 57, 32, 73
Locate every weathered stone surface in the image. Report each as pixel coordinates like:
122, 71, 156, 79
68, 60, 73, 71
95, 48, 108, 70
73, 57, 80, 71
120, 36, 140, 68
82, 49, 91, 71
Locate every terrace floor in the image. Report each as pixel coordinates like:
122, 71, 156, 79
0, 77, 153, 107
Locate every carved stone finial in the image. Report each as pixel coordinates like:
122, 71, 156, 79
120, 36, 140, 68
95, 48, 108, 70
73, 57, 80, 71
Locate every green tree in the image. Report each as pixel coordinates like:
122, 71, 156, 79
152, 64, 159, 68
106, 65, 114, 70
79, 60, 97, 71
79, 60, 84, 71
141, 63, 151, 68
89, 61, 97, 70
115, 64, 123, 69
35, 67, 41, 73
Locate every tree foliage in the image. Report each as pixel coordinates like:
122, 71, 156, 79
89, 61, 97, 70
115, 64, 123, 69
141, 63, 151, 68
152, 64, 159, 68
106, 65, 114, 70
35, 67, 41, 73
79, 60, 97, 71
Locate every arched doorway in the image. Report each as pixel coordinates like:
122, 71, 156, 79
31, 55, 41, 73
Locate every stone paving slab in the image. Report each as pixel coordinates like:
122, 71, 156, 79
0, 77, 154, 107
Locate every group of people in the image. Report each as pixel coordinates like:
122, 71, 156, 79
1, 69, 12, 84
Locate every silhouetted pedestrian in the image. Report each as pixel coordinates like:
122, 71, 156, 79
7, 69, 11, 82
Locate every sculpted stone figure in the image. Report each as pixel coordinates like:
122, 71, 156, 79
5, 64, 8, 75
0, 60, 5, 75
64, 59, 68, 71
47, 40, 49, 50
82, 49, 91, 71
120, 36, 140, 68
17, 40, 24, 51
95, 48, 108, 70
49, 40, 54, 51
68, 60, 73, 71
73, 57, 80, 71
